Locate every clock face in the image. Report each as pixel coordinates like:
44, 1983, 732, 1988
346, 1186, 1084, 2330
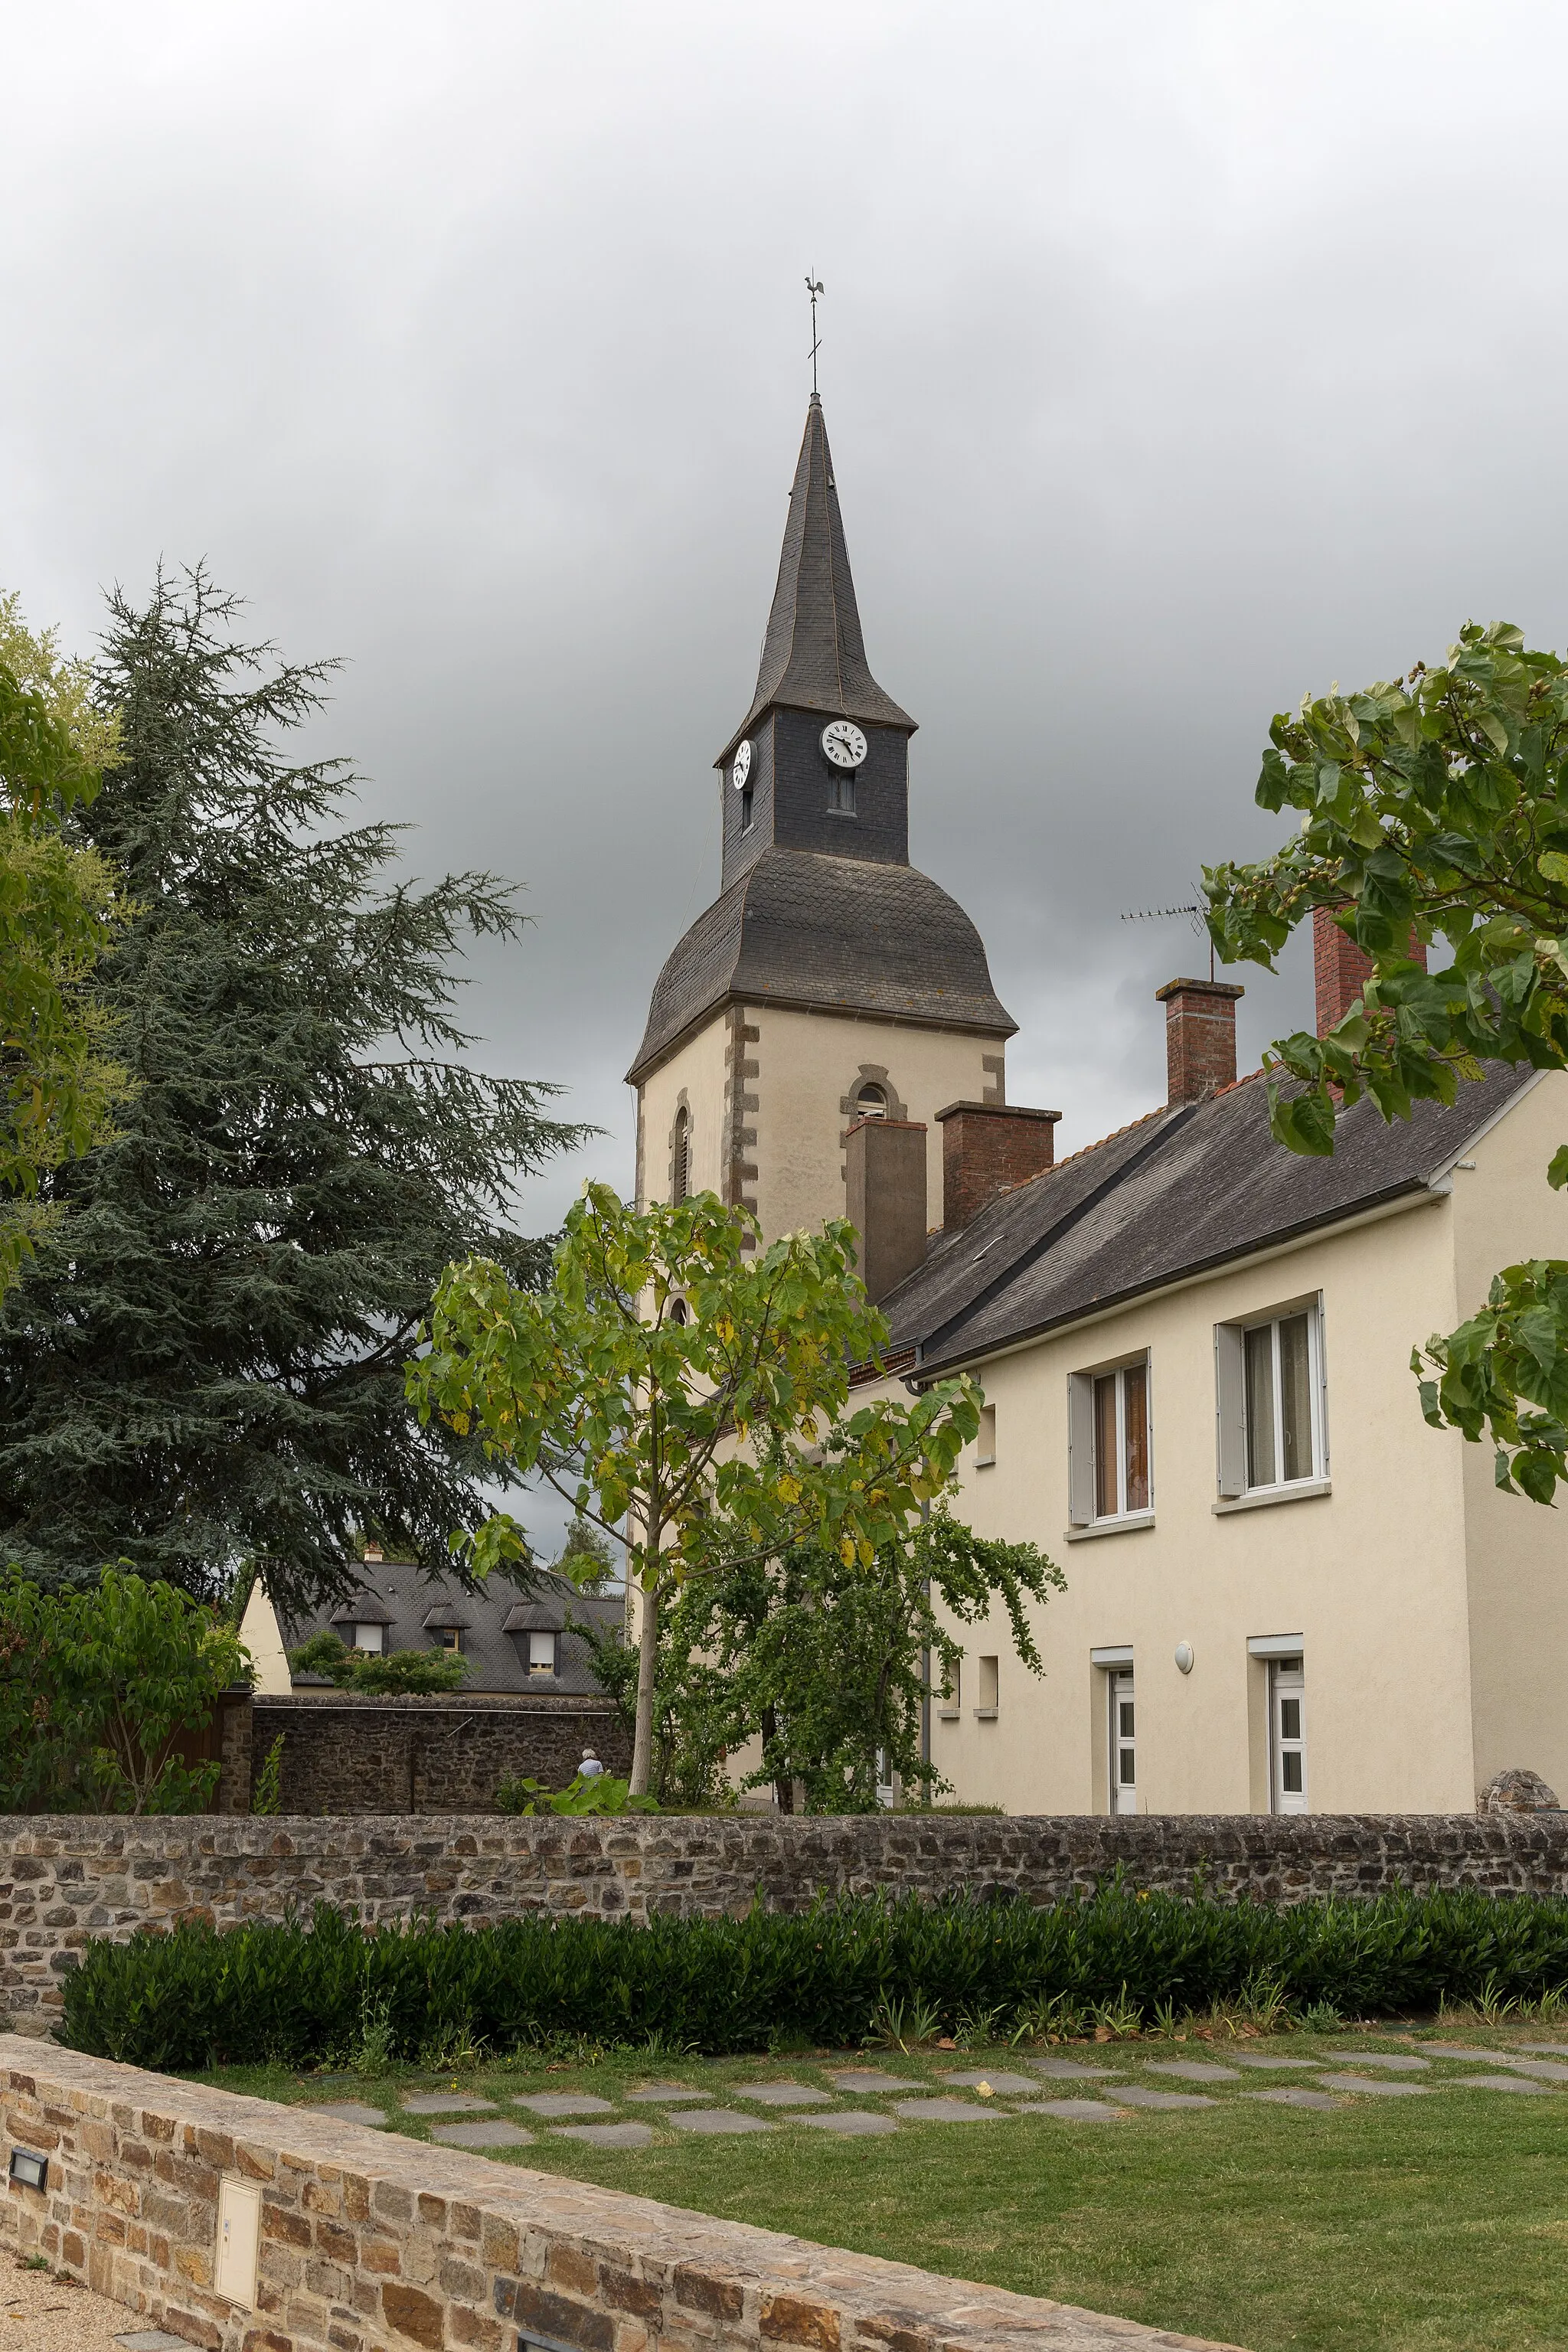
730, 739, 752, 792
822, 718, 868, 770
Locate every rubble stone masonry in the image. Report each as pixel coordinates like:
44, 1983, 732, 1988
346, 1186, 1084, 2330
2, 1811, 1566, 2037
0, 2040, 1239, 2352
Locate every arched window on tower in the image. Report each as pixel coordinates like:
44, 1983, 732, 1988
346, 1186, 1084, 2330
671, 1106, 691, 1203
854, 1082, 887, 1121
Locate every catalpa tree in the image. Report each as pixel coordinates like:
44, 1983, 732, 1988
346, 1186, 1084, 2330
1205, 620, 1568, 1503
408, 1183, 988, 1795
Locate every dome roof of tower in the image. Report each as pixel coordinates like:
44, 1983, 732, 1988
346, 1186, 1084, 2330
627, 845, 1016, 1084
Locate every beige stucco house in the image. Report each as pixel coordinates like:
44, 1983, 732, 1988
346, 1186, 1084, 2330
629, 394, 1568, 1818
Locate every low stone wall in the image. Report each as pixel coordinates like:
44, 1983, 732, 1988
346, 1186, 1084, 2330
0, 2038, 1236, 2352
3, 1810, 1567, 2037
250, 1696, 632, 1818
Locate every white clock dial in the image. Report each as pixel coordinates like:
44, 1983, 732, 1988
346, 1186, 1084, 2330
730, 740, 752, 792
821, 719, 868, 770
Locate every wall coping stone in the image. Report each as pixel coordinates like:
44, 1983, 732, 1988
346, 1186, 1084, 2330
0, 2037, 1241, 2352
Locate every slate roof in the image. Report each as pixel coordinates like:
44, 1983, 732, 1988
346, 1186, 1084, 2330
628, 846, 1016, 1082
883, 1061, 1544, 1377
719, 397, 914, 763
285, 1560, 624, 1697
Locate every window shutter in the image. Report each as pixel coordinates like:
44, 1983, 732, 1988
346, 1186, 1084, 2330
1067, 1373, 1096, 1524
1215, 1322, 1246, 1497
1315, 1293, 1329, 1475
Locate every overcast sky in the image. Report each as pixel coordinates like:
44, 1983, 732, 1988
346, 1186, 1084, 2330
8, 0, 1568, 1242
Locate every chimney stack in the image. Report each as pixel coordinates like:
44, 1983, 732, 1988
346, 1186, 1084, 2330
1157, 977, 1243, 1105
844, 1117, 929, 1302
1314, 904, 1427, 1036
936, 1101, 1061, 1232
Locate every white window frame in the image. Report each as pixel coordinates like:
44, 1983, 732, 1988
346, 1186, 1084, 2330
1067, 1353, 1153, 1530
1269, 1655, 1308, 1815
526, 1630, 558, 1677
1108, 1666, 1136, 1815
1214, 1294, 1328, 1505
346, 1622, 385, 1654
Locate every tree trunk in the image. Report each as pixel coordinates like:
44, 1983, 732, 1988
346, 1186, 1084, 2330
629, 1576, 661, 1797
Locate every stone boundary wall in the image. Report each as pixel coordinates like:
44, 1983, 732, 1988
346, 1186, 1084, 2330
249, 1697, 632, 1819
3, 1811, 1567, 2035
0, 2038, 1236, 2352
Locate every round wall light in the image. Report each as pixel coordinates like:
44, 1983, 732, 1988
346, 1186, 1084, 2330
1174, 1642, 1194, 1675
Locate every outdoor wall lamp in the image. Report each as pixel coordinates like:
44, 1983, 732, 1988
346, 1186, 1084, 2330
8, 2148, 47, 2190
1174, 1642, 1194, 1675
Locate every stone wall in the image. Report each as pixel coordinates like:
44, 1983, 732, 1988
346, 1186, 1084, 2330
3, 1809, 1567, 2037
0, 2039, 1236, 2352
249, 1696, 632, 1817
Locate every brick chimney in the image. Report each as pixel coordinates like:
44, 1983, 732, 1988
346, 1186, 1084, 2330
936, 1101, 1061, 1232
844, 1117, 929, 1302
1314, 904, 1427, 1036
1156, 977, 1243, 1105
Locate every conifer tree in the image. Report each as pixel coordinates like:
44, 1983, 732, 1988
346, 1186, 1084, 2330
0, 569, 584, 1608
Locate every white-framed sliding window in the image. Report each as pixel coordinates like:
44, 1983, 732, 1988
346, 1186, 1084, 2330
1215, 1296, 1327, 1502
1068, 1354, 1152, 1528
1269, 1655, 1307, 1814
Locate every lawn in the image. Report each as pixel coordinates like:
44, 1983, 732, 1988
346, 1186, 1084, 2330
196, 2026, 1568, 2352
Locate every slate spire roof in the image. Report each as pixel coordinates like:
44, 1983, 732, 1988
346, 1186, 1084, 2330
720, 397, 914, 762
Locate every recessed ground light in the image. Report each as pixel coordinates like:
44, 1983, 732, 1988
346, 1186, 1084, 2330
8, 2148, 47, 2190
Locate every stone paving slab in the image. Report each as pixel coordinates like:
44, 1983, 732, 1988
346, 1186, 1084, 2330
893, 2096, 1008, 2122
1327, 2050, 1429, 2069
430, 2118, 535, 2147
1112, 2087, 1217, 2111
665, 2106, 774, 2134
623, 2082, 712, 2103
512, 2092, 617, 2117
1017, 2099, 1129, 2122
798, 2108, 899, 2135
1243, 2087, 1339, 2111
402, 2090, 498, 2113
1424, 2043, 1497, 2060
1449, 2072, 1555, 2092
732, 2081, 835, 2105
1031, 2058, 1125, 2079
306, 2099, 390, 2125
828, 2068, 926, 2093
554, 2121, 656, 2148
1229, 2053, 1324, 2070
1145, 2062, 1240, 2082
1318, 2073, 1432, 2096
941, 2069, 1039, 2094
1488, 2055, 1568, 2080
1508, 2041, 1568, 2056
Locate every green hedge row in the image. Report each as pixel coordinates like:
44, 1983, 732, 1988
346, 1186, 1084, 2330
60, 1886, 1568, 2070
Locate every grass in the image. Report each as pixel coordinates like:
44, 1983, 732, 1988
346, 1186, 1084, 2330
193, 2024, 1568, 2352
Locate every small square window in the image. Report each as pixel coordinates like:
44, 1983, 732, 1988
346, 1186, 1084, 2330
437, 1627, 462, 1653
348, 1622, 385, 1654
527, 1631, 557, 1676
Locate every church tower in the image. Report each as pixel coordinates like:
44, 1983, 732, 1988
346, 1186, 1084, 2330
628, 397, 1018, 1246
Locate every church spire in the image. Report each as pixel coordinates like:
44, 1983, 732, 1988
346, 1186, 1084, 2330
720, 399, 914, 760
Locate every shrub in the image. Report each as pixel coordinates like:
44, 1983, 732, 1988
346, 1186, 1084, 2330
495, 1769, 658, 1817
58, 1884, 1568, 2069
287, 1630, 468, 1695
0, 1566, 247, 1814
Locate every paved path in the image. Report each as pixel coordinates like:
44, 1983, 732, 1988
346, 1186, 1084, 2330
0, 2257, 139, 2352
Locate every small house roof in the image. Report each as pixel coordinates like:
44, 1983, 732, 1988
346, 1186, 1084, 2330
330, 1590, 394, 1626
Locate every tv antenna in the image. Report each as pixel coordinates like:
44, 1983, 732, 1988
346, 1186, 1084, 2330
1121, 895, 1215, 982
805, 273, 824, 397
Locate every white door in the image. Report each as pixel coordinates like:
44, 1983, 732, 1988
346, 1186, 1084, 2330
1271, 1658, 1307, 1814
1109, 1669, 1136, 1814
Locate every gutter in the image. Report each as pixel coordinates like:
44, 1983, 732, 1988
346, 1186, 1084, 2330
911, 1172, 1446, 1386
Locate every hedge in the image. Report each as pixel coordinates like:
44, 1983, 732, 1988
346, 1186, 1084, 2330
59, 1886, 1568, 2070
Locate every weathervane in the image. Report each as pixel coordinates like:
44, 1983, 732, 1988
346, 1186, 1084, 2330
805, 273, 824, 397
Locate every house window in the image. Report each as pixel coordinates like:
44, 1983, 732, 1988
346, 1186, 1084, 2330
1271, 1657, 1307, 1814
671, 1107, 690, 1204
345, 1622, 385, 1654
828, 772, 857, 816
975, 1403, 997, 1467
1109, 1667, 1136, 1815
1068, 1357, 1152, 1524
854, 1081, 887, 1119
1217, 1299, 1325, 1498
975, 1655, 999, 1720
436, 1628, 462, 1653
526, 1631, 557, 1677
740, 784, 754, 831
